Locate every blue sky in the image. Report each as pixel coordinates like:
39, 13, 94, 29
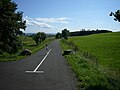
13, 0, 120, 33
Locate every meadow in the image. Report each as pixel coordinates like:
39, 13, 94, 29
60, 32, 120, 90
0, 36, 54, 62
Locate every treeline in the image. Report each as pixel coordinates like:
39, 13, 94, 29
69, 29, 112, 36
55, 29, 69, 39
55, 29, 112, 40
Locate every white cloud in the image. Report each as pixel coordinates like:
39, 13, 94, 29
24, 16, 70, 29
35, 17, 70, 23
32, 21, 53, 28
24, 16, 53, 28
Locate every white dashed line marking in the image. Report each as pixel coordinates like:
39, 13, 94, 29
26, 49, 51, 73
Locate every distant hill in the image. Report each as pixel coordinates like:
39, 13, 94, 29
25, 33, 36, 36
25, 33, 56, 37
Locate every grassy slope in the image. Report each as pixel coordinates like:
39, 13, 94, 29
60, 32, 120, 90
69, 32, 120, 69
0, 36, 54, 62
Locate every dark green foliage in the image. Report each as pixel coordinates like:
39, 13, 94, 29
41, 32, 47, 41
70, 29, 112, 36
0, 0, 26, 54
62, 29, 69, 39
110, 10, 120, 22
32, 32, 47, 45
55, 32, 62, 39
17, 31, 24, 36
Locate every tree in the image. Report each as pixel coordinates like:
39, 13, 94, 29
33, 32, 47, 45
62, 29, 69, 39
0, 0, 26, 54
110, 10, 120, 22
17, 31, 24, 36
55, 32, 62, 39
33, 32, 41, 45
41, 32, 47, 41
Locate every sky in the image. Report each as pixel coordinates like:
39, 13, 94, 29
13, 0, 120, 33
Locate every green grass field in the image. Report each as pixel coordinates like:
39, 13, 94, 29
60, 32, 120, 90
0, 36, 54, 62
69, 32, 120, 68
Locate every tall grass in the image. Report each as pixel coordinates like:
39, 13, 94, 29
60, 32, 120, 90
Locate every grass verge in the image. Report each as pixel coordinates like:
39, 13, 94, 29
0, 36, 54, 62
60, 32, 120, 90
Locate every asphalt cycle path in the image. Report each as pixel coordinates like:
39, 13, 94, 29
0, 40, 75, 90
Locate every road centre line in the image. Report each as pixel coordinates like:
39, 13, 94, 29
26, 71, 43, 73
26, 49, 51, 73
34, 49, 51, 72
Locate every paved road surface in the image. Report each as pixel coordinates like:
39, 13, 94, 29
0, 40, 75, 90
